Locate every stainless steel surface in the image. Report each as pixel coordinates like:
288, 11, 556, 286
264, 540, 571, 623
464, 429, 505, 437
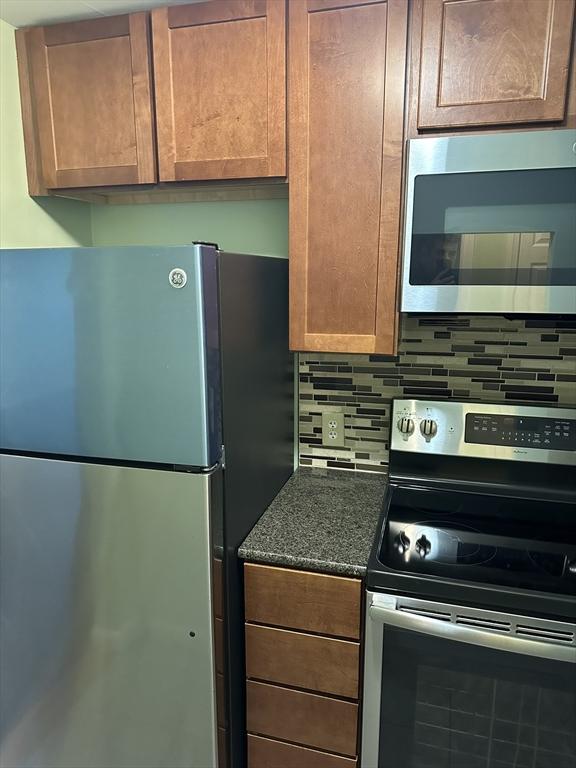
361, 593, 384, 768
0, 245, 220, 467
361, 589, 576, 767
391, 399, 576, 465
0, 455, 218, 768
368, 592, 576, 663
401, 129, 576, 314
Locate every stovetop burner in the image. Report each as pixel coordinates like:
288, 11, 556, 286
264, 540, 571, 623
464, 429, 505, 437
366, 399, 576, 619
422, 521, 496, 566
378, 484, 576, 590
367, 482, 576, 618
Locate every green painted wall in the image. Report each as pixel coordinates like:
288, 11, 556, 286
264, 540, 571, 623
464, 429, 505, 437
0, 20, 92, 248
90, 198, 288, 256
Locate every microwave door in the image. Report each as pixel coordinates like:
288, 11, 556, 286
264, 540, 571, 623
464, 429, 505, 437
401, 130, 576, 314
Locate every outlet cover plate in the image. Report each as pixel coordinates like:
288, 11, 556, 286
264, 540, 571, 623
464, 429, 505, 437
321, 412, 345, 448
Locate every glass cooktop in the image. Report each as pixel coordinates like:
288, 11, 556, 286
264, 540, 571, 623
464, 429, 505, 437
378, 485, 576, 596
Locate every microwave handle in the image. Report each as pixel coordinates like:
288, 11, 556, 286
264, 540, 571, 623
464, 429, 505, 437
368, 600, 576, 664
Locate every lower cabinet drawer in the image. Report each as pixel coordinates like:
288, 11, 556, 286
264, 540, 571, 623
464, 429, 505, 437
248, 734, 358, 768
246, 681, 358, 757
245, 623, 360, 699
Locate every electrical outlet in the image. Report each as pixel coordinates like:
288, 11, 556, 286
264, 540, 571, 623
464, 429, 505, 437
322, 412, 345, 448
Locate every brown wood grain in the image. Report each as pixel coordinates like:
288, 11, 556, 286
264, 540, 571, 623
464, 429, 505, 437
308, 0, 374, 9
216, 672, 227, 728
14, 29, 45, 196
152, 0, 285, 182
244, 564, 361, 640
43, 15, 129, 45
374, 0, 407, 352
168, 0, 266, 27
246, 681, 358, 757
417, 0, 575, 129
21, 13, 155, 190
288, 0, 407, 354
48, 36, 137, 169
248, 735, 357, 768
245, 624, 360, 699
566, 30, 576, 129
218, 728, 228, 768
214, 617, 224, 675
129, 13, 156, 184
213, 557, 223, 619
46, 180, 288, 205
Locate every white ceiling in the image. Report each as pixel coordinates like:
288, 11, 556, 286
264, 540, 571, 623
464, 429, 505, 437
0, 0, 201, 28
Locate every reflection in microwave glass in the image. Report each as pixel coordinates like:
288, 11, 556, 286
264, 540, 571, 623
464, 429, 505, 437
409, 232, 576, 286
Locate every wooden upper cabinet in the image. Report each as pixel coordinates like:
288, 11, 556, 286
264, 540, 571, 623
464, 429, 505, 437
289, 0, 408, 355
16, 14, 156, 192
417, 0, 576, 130
152, 0, 286, 182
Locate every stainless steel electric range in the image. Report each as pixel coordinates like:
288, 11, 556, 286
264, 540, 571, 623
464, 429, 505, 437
362, 399, 576, 768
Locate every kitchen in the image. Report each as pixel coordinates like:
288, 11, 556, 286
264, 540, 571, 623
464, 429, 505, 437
0, 1, 574, 767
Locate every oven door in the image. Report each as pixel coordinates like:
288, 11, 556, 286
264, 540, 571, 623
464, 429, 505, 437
401, 130, 576, 314
362, 591, 576, 768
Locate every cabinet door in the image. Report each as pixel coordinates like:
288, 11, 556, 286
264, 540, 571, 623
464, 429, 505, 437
247, 681, 358, 757
18, 14, 155, 190
418, 0, 576, 130
289, 0, 407, 355
152, 1, 286, 181
248, 735, 358, 768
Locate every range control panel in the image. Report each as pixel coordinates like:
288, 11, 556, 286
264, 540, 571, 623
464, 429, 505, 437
466, 414, 576, 451
391, 399, 576, 466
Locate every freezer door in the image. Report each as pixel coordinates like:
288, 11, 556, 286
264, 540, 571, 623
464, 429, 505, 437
0, 455, 218, 768
0, 245, 221, 467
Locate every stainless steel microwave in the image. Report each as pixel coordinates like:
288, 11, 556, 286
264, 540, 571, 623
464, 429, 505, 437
401, 130, 576, 314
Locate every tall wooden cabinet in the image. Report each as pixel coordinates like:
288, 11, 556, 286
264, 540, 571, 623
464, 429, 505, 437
288, 0, 408, 355
152, 0, 286, 181
16, 14, 156, 193
415, 0, 576, 130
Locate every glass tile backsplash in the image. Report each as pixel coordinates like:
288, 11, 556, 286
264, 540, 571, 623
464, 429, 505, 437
299, 315, 576, 473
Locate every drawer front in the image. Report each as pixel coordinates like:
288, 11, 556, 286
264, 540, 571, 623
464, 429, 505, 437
246, 681, 358, 757
246, 623, 359, 699
244, 563, 361, 639
248, 734, 357, 768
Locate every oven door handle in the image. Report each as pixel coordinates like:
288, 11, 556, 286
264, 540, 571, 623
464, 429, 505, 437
369, 598, 576, 663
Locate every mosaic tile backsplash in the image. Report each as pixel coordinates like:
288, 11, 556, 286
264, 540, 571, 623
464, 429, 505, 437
299, 315, 576, 473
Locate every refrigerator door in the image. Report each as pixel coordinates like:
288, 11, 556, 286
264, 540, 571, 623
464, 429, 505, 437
0, 245, 221, 467
0, 455, 218, 768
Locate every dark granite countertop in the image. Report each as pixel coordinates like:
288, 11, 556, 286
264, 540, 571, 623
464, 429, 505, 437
238, 467, 387, 578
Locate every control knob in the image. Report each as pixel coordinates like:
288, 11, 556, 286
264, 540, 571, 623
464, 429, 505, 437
397, 417, 415, 438
568, 560, 576, 576
394, 532, 410, 555
420, 419, 438, 441
415, 535, 431, 559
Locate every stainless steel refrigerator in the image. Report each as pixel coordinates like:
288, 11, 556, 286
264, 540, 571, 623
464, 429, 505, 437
0, 243, 293, 768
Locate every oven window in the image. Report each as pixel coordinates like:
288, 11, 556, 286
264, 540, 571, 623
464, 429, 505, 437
378, 628, 576, 768
410, 168, 576, 286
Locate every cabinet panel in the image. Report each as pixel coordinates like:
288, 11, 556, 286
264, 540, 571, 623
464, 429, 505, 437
245, 624, 360, 699
244, 563, 361, 640
16, 14, 155, 190
418, 0, 576, 129
248, 735, 357, 768
289, 0, 407, 354
152, 0, 285, 181
246, 681, 358, 757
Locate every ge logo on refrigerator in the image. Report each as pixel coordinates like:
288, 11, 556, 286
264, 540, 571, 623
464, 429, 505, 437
168, 268, 187, 288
